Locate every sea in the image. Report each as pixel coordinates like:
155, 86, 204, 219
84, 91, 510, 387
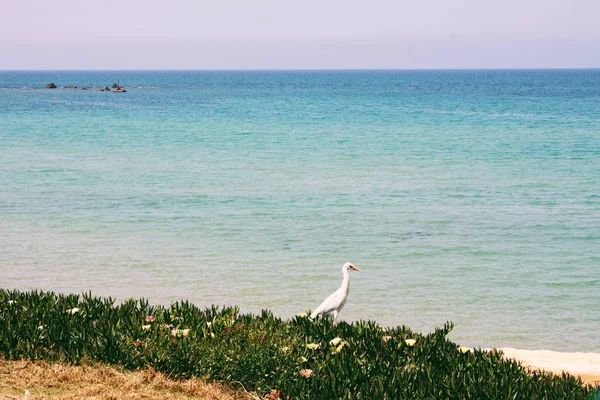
1, 70, 599, 352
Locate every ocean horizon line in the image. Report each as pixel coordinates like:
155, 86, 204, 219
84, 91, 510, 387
2, 67, 600, 72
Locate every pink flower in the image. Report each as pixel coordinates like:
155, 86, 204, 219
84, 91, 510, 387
300, 369, 313, 378
145, 316, 155, 323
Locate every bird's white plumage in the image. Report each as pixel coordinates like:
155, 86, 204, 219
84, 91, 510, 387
310, 262, 360, 323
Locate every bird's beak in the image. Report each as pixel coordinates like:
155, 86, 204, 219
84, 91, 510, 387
350, 266, 361, 272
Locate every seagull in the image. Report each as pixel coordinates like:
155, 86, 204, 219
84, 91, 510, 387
310, 262, 361, 323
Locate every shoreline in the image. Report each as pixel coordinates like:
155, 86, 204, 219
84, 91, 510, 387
496, 348, 600, 385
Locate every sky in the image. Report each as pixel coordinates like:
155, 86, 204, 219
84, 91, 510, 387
1, 0, 599, 69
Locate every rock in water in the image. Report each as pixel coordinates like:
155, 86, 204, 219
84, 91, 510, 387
45, 83, 57, 89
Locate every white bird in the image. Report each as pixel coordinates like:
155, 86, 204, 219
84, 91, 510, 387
310, 262, 361, 323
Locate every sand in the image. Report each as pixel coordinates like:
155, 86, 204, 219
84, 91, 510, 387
498, 348, 600, 385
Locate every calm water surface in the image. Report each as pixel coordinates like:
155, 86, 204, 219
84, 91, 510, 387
1, 70, 599, 351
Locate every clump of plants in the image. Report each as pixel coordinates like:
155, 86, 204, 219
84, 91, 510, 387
0, 289, 596, 399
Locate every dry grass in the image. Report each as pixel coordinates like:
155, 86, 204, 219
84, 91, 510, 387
0, 360, 255, 400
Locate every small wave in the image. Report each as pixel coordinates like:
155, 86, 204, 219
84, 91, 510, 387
544, 280, 600, 288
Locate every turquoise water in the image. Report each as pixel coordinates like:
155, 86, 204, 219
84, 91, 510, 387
1, 70, 599, 351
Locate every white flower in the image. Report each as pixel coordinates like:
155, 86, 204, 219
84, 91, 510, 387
206, 322, 212, 327
306, 343, 320, 350
7, 300, 16, 305
382, 336, 392, 343
404, 339, 416, 347
329, 337, 342, 346
142, 325, 151, 331
210, 332, 215, 339
281, 346, 290, 353
38, 325, 44, 331
66, 308, 80, 315
182, 329, 190, 337
296, 312, 307, 318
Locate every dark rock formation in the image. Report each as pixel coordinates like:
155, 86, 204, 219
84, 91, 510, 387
45, 83, 57, 89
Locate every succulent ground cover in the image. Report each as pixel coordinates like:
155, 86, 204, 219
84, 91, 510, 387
0, 289, 597, 399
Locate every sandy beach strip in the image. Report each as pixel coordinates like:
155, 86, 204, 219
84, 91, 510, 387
497, 348, 600, 385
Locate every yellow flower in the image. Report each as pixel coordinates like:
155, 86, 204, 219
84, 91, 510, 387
297, 356, 308, 363
66, 308, 80, 315
210, 332, 215, 339
300, 369, 313, 378
459, 347, 470, 353
142, 325, 151, 331
329, 337, 342, 346
38, 325, 44, 331
335, 342, 348, 353
171, 328, 188, 337
306, 343, 320, 350
382, 336, 392, 342
404, 339, 416, 347
281, 346, 290, 353
296, 312, 307, 318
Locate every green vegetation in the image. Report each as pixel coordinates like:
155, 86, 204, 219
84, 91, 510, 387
0, 289, 596, 399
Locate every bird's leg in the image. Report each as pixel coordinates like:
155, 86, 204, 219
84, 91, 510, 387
332, 311, 338, 326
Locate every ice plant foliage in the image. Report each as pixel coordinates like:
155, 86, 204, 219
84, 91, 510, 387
0, 289, 594, 400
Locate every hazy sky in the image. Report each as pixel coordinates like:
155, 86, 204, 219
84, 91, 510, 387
1, 0, 599, 69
